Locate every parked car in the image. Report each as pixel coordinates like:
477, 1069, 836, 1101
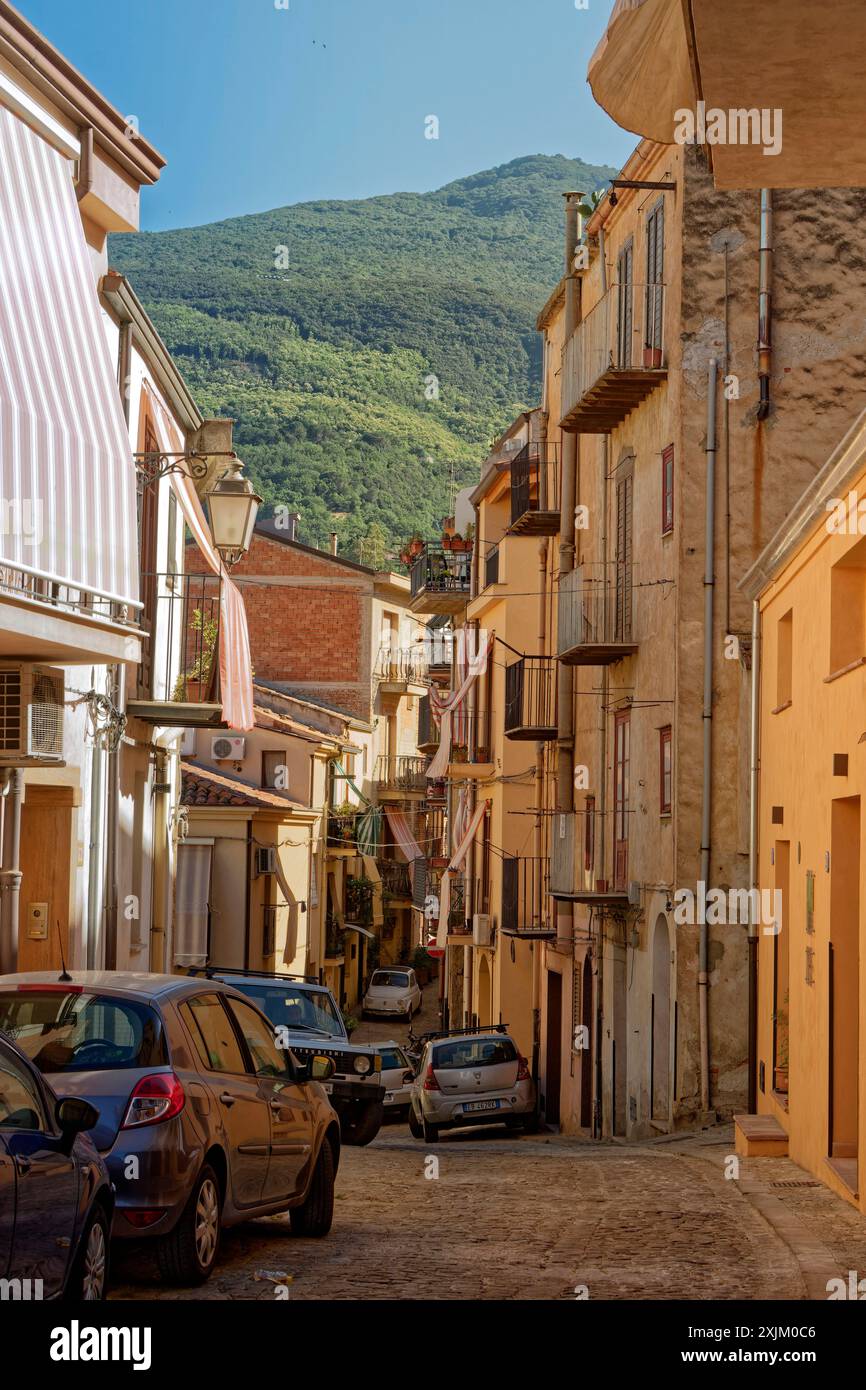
0, 1030, 112, 1300
362, 968, 423, 1021
408, 1026, 536, 1142
194, 968, 386, 1146
0, 972, 341, 1286
374, 1041, 415, 1122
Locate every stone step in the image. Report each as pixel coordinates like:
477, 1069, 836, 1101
734, 1112, 789, 1157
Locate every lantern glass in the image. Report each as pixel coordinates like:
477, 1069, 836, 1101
206, 460, 261, 563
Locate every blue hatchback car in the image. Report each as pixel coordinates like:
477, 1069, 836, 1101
0, 1031, 112, 1300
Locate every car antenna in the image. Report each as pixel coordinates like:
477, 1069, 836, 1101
56, 921, 72, 983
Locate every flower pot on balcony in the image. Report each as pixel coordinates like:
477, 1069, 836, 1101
595, 878, 608, 893
642, 346, 663, 369
773, 1065, 789, 1095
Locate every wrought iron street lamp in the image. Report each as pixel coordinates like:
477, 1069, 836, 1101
206, 459, 262, 567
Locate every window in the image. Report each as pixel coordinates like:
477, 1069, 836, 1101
432, 1037, 517, 1069
616, 240, 634, 368
225, 997, 287, 1078
229, 980, 343, 1037
660, 726, 672, 815
614, 709, 631, 890
262, 750, 289, 791
830, 541, 866, 674
615, 469, 634, 641
661, 445, 674, 535
379, 1047, 410, 1071
776, 609, 793, 708
0, 991, 167, 1073
370, 971, 410, 988
645, 201, 665, 356
181, 994, 246, 1074
0, 1047, 45, 1131
584, 795, 596, 872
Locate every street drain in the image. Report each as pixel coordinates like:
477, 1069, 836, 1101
771, 1180, 821, 1188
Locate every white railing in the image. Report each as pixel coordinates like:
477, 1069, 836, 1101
562, 281, 666, 420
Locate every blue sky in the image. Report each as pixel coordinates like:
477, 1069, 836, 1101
22, 0, 633, 231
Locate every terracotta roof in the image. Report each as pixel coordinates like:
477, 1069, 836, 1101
180, 761, 305, 811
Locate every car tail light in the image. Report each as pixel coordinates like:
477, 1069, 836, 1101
422, 1063, 441, 1092
121, 1072, 185, 1128
125, 1210, 165, 1228
517, 1055, 531, 1081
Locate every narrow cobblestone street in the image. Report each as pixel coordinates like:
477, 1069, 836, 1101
108, 991, 866, 1303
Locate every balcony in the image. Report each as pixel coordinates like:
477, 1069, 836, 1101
378, 858, 413, 901
126, 572, 225, 727
447, 709, 494, 779
374, 754, 428, 798
410, 545, 472, 615
509, 443, 560, 536
504, 657, 557, 741
327, 807, 359, 854
501, 855, 555, 939
375, 643, 428, 696
549, 811, 630, 907
0, 560, 142, 666
557, 565, 638, 667
417, 692, 441, 754
561, 282, 666, 433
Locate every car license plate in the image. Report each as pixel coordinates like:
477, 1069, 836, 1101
322, 1082, 333, 1094
464, 1100, 499, 1113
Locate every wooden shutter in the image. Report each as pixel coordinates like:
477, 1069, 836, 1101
645, 202, 664, 353
616, 241, 633, 368
615, 472, 633, 641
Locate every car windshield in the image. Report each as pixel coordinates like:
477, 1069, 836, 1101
371, 971, 409, 989
433, 1037, 517, 1070
0, 990, 167, 1073
230, 981, 344, 1038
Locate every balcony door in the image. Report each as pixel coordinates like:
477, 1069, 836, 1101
615, 469, 633, 642
616, 241, 633, 368
613, 709, 630, 892
645, 200, 665, 357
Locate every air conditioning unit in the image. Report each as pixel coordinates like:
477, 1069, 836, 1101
0, 663, 64, 763
255, 846, 278, 876
472, 912, 492, 947
212, 735, 245, 761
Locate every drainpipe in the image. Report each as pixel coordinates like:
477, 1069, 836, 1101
757, 190, 773, 420
75, 125, 94, 203
0, 770, 22, 973
532, 540, 548, 1090
150, 748, 170, 971
748, 598, 761, 1112
86, 738, 105, 969
699, 358, 719, 1115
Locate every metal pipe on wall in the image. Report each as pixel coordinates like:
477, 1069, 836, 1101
757, 189, 773, 421
699, 358, 719, 1115
747, 598, 761, 1112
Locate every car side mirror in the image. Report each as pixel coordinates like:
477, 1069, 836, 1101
56, 1096, 99, 1154
311, 1055, 335, 1082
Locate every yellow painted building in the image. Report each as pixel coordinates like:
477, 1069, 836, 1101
742, 411, 866, 1210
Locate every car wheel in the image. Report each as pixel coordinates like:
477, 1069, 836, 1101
408, 1106, 424, 1139
156, 1162, 221, 1286
291, 1137, 335, 1238
340, 1100, 384, 1146
66, 1203, 110, 1302
422, 1116, 440, 1143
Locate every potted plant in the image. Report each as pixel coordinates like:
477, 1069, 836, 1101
172, 607, 218, 702
643, 343, 663, 369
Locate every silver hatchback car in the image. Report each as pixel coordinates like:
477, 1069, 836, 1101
408, 1027, 536, 1141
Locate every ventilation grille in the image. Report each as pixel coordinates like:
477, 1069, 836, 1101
30, 669, 64, 756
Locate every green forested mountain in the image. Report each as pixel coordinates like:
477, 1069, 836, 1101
110, 154, 615, 557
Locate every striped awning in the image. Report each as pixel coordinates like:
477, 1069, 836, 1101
0, 101, 139, 609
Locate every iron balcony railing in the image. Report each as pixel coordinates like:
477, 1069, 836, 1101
510, 443, 560, 531
447, 875, 468, 932
561, 281, 666, 424
374, 754, 429, 795
374, 643, 428, 683
504, 656, 557, 740
327, 807, 359, 847
501, 855, 553, 936
410, 545, 472, 601
449, 708, 493, 765
378, 859, 412, 899
0, 561, 138, 627
141, 571, 222, 703
557, 563, 638, 663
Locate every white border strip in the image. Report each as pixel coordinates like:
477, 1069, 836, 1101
0, 69, 80, 160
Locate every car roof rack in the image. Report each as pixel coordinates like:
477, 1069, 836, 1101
186, 964, 323, 986
419, 1023, 510, 1042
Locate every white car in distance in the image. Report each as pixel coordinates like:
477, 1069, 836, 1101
362, 968, 423, 1021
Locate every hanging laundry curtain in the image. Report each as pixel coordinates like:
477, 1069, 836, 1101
143, 382, 254, 731
426, 628, 494, 781
273, 854, 301, 966
385, 807, 425, 863
0, 103, 139, 607
436, 799, 488, 948
330, 759, 381, 855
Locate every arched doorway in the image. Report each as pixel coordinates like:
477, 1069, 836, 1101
651, 914, 672, 1121
477, 953, 492, 1026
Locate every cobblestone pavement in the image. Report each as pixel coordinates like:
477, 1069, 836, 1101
109, 989, 866, 1302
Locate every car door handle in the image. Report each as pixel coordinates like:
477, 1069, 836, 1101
269, 1099, 283, 1113
13, 1154, 31, 1173
219, 1092, 236, 1108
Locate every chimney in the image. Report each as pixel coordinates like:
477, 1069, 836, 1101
330, 532, 338, 556
288, 512, 300, 542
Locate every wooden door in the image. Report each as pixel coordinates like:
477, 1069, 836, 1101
615, 472, 633, 642
616, 241, 634, 368
18, 786, 74, 972
614, 710, 630, 892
